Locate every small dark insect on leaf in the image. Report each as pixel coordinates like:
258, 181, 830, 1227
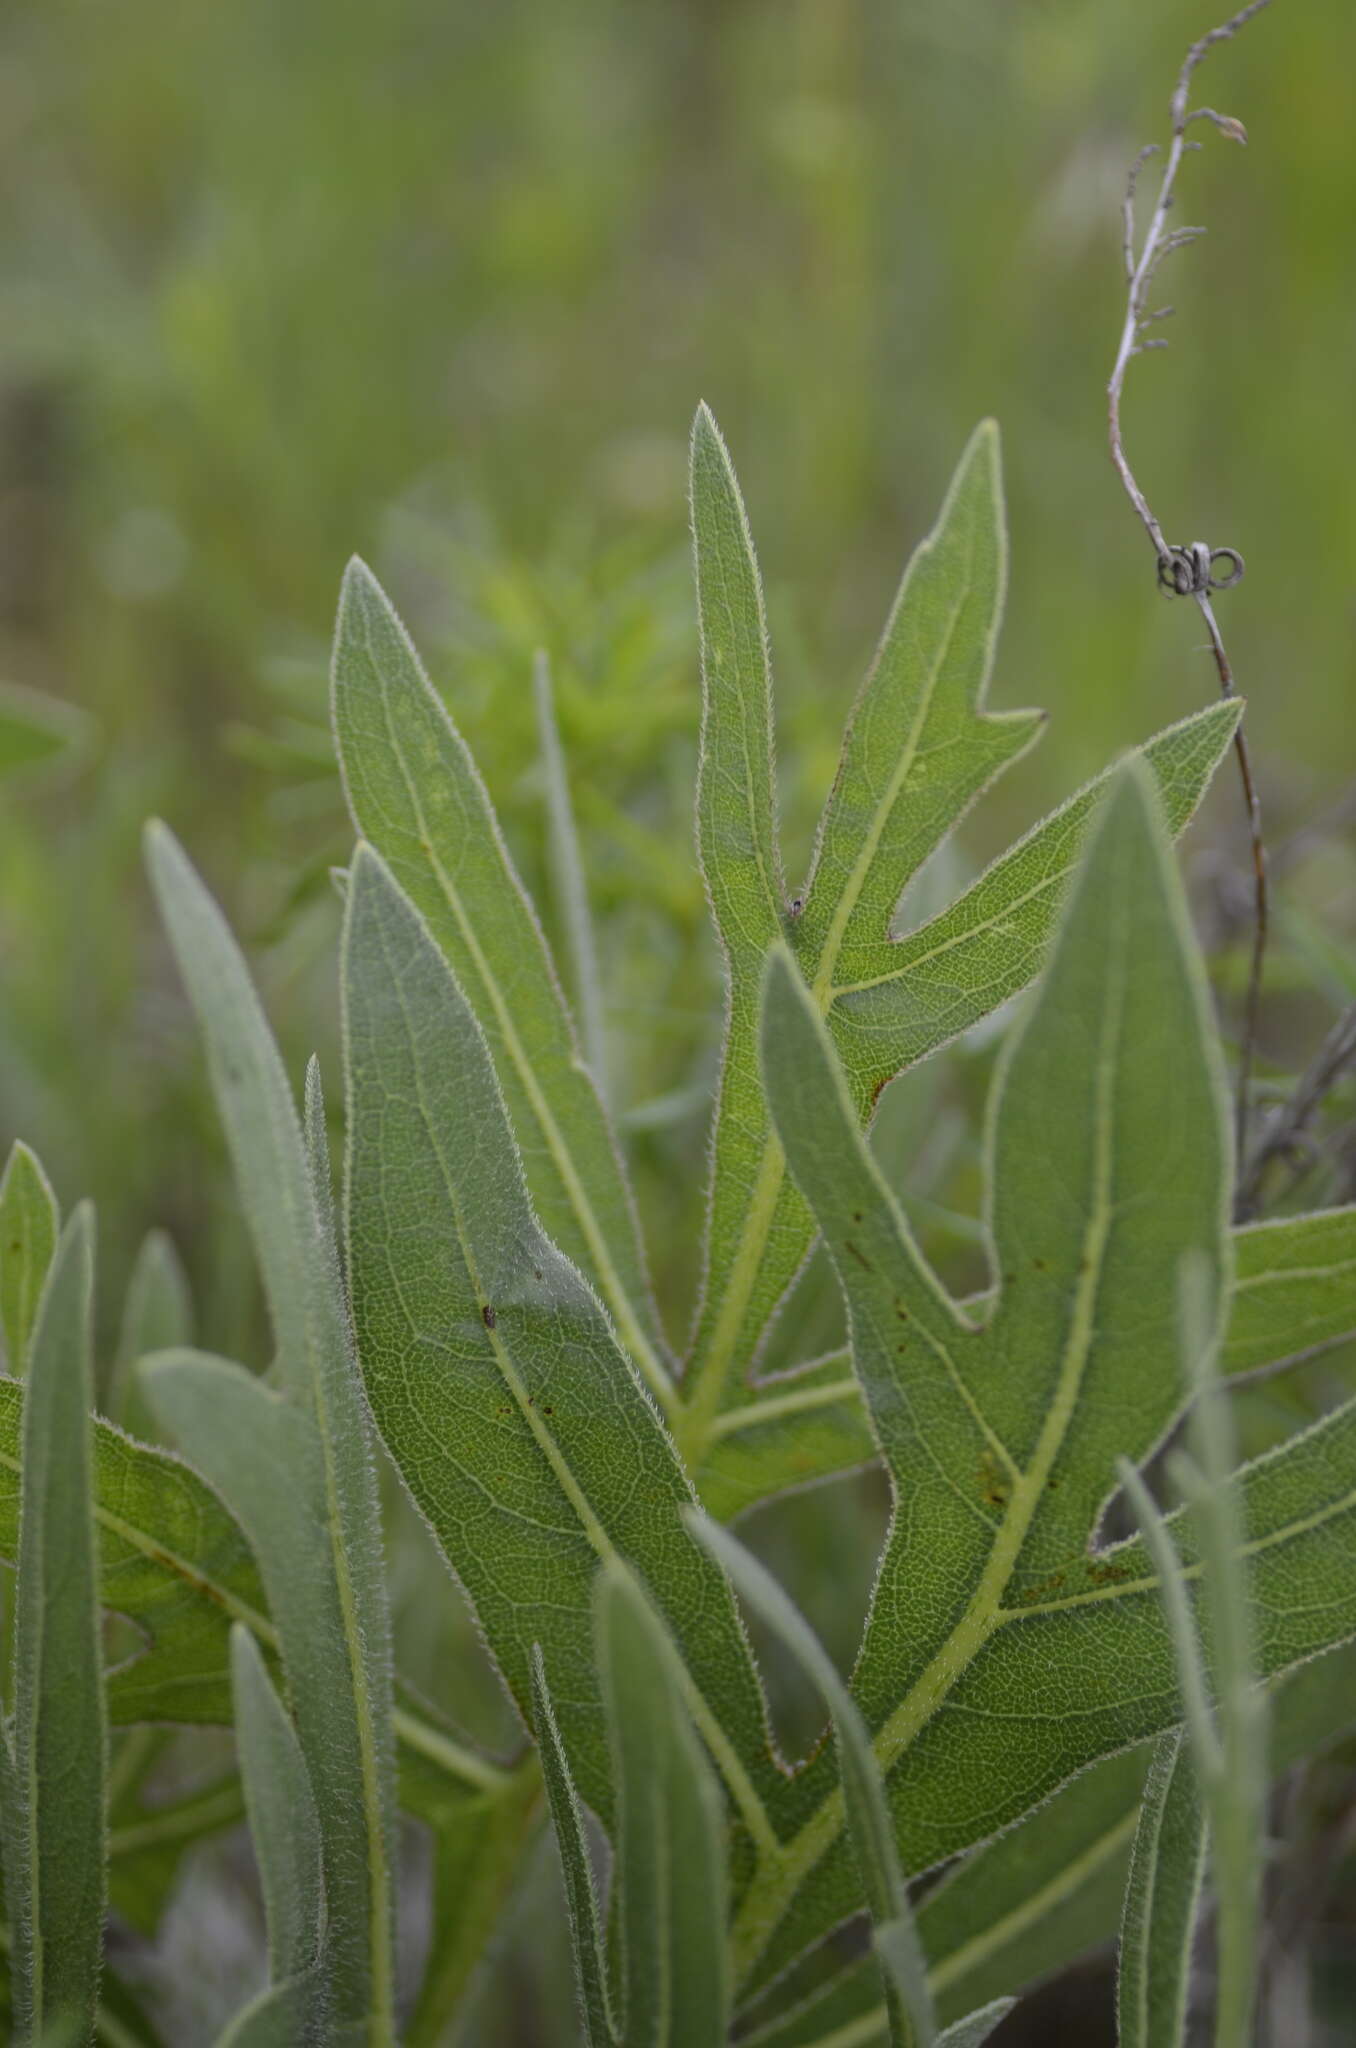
482, 1304, 497, 1329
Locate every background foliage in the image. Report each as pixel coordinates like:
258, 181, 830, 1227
1, 2, 1353, 2040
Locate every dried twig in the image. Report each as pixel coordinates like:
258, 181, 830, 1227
1108, 2, 1273, 1190
1236, 999, 1356, 1217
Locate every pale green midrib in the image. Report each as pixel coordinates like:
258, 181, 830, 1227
0, 1443, 507, 1796
832, 725, 1228, 1001
1006, 1472, 1356, 1623
371, 673, 674, 1418
731, 919, 1124, 1986
708, 1375, 863, 1442
302, 1279, 395, 2040
809, 559, 972, 1009
698, 490, 783, 954
382, 943, 779, 1861
684, 552, 978, 1446
1124, 1758, 1166, 2048
1234, 1257, 1356, 1293
928, 1806, 1139, 2003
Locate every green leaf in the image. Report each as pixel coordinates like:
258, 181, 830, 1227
743, 1642, 1356, 2044
534, 648, 607, 1094
1224, 1205, 1356, 1376
1, 1206, 106, 2045
220, 1626, 324, 2046
697, 1202, 1356, 1520
142, 1352, 395, 2038
690, 1513, 933, 2047
683, 416, 1040, 1444
340, 842, 781, 1845
595, 1561, 731, 2047
730, 762, 1356, 1994
111, 1231, 193, 1435
531, 1648, 613, 2048
1121, 1259, 1268, 2048
0, 1144, 59, 1378
142, 824, 398, 2041
0, 683, 88, 781
230, 1626, 324, 1985
330, 559, 668, 1407
1116, 1729, 1205, 2048
679, 400, 1240, 1451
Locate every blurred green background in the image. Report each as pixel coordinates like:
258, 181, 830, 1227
1, 1, 1354, 2039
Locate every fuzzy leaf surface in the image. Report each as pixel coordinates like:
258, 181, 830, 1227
532, 1649, 612, 2048
596, 1563, 731, 2047
231, 1626, 324, 1987
738, 766, 1356, 1991
341, 843, 780, 1838
3, 1206, 106, 2044
0, 1143, 58, 1378
144, 824, 398, 2040
330, 559, 666, 1401
699, 1203, 1356, 1517
685, 418, 1040, 1427
1116, 1729, 1204, 2048
682, 405, 1240, 1440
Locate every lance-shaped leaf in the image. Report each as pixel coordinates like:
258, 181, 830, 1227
1224, 1205, 1356, 1376
596, 1562, 731, 2047
1116, 1729, 1205, 2048
767, 1636, 1356, 2040
1, 1205, 106, 2044
143, 1351, 397, 2035
681, 402, 1240, 1438
696, 1201, 1356, 1519
531, 1649, 613, 2048
691, 1513, 934, 2045
330, 559, 667, 1406
217, 1626, 325, 2048
111, 1229, 193, 1434
725, 762, 1356, 1994
341, 842, 781, 1845
0, 1143, 59, 1377
1121, 1259, 1268, 2048
684, 416, 1039, 1433
535, 649, 607, 1094
143, 824, 397, 2041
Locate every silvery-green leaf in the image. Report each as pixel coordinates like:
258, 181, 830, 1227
680, 403, 1240, 1452
733, 764, 1356, 1994
596, 1562, 730, 2047
1116, 1729, 1205, 2048
340, 842, 781, 1847
1, 1206, 106, 2045
330, 559, 667, 1404
0, 1143, 59, 1378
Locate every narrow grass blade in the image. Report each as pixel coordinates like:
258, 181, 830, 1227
1116, 1728, 1205, 2048
330, 559, 665, 1392
691, 1513, 934, 2046
595, 1561, 730, 2047
3, 1205, 107, 2045
534, 649, 607, 1093
0, 1143, 59, 1377
530, 1647, 614, 2048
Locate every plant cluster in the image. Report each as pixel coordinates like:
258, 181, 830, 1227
1, 395, 1354, 2047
